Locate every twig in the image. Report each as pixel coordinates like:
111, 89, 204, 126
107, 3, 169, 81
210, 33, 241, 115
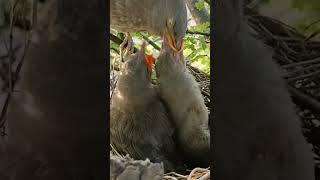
286, 70, 320, 82
111, 47, 119, 54
163, 176, 178, 180
285, 63, 320, 78
110, 33, 123, 45
305, 29, 320, 41
187, 30, 210, 37
303, 19, 320, 33
281, 57, 320, 69
140, 33, 161, 51
110, 33, 138, 52
288, 86, 320, 114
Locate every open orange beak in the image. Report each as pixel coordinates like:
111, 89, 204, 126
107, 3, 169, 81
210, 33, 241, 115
139, 42, 154, 73
144, 54, 154, 73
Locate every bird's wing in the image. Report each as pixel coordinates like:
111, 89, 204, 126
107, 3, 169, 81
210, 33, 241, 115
111, 97, 181, 162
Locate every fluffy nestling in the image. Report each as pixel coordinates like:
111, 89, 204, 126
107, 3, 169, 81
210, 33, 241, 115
155, 36, 210, 165
111, 42, 184, 172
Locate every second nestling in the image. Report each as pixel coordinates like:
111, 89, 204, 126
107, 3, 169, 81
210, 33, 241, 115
110, 42, 185, 173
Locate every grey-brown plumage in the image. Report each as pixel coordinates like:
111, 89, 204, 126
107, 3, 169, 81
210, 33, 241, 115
110, 0, 187, 51
111, 43, 184, 172
214, 0, 314, 180
3, 0, 107, 179
155, 40, 210, 165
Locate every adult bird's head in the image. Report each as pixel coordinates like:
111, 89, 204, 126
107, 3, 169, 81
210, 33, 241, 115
121, 42, 154, 81
163, 18, 185, 54
161, 0, 187, 57
160, 24, 185, 66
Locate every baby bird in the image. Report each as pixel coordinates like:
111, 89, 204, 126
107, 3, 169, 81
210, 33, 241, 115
111, 42, 184, 172
213, 0, 315, 180
155, 36, 210, 166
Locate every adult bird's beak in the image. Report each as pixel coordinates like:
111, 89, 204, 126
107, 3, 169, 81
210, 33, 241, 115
163, 18, 184, 54
163, 29, 184, 62
164, 28, 178, 51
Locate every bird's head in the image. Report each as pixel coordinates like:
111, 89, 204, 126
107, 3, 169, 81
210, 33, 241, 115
162, 0, 187, 58
163, 17, 185, 52
121, 42, 154, 81
161, 19, 185, 65
162, 13, 188, 60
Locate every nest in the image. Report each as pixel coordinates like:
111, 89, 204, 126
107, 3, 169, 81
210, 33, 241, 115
1, 0, 319, 178
111, 144, 210, 180
245, 8, 320, 171
163, 168, 210, 180
110, 6, 320, 180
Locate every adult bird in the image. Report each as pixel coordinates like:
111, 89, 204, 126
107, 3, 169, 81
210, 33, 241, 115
3, 0, 107, 179
110, 42, 184, 173
155, 35, 210, 166
213, 0, 315, 180
110, 0, 187, 54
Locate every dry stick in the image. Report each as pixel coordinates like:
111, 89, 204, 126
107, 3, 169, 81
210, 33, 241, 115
305, 29, 320, 41
140, 33, 161, 51
258, 23, 301, 56
0, 0, 15, 131
0, 32, 31, 129
285, 63, 320, 78
110, 33, 123, 45
163, 176, 178, 180
110, 33, 138, 52
164, 172, 188, 178
187, 167, 210, 180
245, 8, 320, 100
186, 30, 210, 37
110, 144, 124, 159
246, 6, 320, 171
286, 70, 320, 82
198, 172, 210, 180
111, 47, 119, 54
303, 19, 320, 33
288, 85, 320, 114
0, 1, 34, 130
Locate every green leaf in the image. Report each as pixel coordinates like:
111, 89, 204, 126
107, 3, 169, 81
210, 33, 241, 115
195, 0, 205, 11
